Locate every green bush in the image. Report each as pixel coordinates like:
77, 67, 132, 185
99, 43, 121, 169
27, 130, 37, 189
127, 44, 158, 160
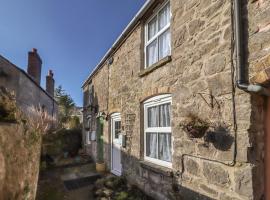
43, 128, 82, 157
67, 116, 80, 129
0, 87, 17, 123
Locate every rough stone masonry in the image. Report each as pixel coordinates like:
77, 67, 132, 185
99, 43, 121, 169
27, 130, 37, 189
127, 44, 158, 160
82, 0, 270, 199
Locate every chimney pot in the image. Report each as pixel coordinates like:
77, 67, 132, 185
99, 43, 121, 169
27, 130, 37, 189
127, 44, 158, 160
32, 48, 37, 53
48, 69, 54, 77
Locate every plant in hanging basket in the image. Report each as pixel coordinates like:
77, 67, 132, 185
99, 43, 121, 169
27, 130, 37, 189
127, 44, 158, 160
179, 114, 210, 138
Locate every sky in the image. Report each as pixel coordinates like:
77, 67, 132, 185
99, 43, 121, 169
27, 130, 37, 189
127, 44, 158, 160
0, 0, 145, 106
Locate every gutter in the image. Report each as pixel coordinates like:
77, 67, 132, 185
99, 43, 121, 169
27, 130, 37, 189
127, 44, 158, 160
234, 0, 270, 96
82, 0, 156, 88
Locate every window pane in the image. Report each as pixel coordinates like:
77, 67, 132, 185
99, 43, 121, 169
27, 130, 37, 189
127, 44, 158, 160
148, 17, 157, 41
158, 3, 170, 30
88, 118, 92, 130
159, 29, 171, 59
146, 40, 158, 67
114, 121, 121, 139
148, 106, 159, 127
158, 133, 172, 162
159, 103, 171, 127
146, 132, 158, 159
88, 131, 91, 142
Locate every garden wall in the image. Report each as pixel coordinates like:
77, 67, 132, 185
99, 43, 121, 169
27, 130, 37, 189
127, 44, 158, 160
0, 88, 42, 200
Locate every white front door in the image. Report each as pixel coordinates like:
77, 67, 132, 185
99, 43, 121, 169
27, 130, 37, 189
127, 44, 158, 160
111, 113, 122, 176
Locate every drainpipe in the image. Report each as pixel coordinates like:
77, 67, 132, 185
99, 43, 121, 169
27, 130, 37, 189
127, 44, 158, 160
234, 0, 270, 96
233, 0, 270, 198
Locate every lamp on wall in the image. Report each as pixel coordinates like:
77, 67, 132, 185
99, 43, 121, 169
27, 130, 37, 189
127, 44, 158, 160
97, 111, 107, 119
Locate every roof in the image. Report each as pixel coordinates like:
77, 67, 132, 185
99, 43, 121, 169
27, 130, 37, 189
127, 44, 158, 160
0, 54, 57, 103
82, 0, 156, 88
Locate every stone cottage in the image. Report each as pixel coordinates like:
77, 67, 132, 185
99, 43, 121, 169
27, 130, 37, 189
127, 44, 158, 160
0, 48, 58, 120
82, 0, 270, 199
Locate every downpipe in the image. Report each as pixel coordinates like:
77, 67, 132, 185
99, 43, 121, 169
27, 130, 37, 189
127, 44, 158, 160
233, 0, 270, 96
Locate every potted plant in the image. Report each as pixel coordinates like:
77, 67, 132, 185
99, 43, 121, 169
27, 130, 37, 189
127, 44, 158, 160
96, 115, 106, 173
179, 114, 210, 138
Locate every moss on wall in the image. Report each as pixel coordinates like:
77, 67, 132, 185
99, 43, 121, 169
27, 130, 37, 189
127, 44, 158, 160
0, 87, 16, 123
0, 87, 43, 200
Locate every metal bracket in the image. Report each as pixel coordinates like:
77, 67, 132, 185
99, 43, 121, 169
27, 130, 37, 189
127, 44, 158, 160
194, 92, 220, 109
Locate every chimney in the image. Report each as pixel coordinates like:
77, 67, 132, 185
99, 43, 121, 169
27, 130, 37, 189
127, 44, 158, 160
27, 48, 42, 85
46, 70, 55, 97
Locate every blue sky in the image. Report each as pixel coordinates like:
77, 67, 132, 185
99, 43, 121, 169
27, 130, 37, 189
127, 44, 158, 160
0, 0, 145, 106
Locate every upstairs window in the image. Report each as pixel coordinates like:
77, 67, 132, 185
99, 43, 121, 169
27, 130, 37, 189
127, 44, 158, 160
145, 2, 171, 68
89, 85, 94, 106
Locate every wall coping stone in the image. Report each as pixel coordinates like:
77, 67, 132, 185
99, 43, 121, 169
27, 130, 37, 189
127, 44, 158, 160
139, 56, 172, 77
140, 161, 173, 177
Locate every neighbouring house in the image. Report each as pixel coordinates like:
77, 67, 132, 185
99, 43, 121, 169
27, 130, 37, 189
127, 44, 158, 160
0, 48, 58, 121
82, 0, 270, 199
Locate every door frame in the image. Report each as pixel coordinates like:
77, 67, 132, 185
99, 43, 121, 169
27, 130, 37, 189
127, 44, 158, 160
110, 113, 122, 176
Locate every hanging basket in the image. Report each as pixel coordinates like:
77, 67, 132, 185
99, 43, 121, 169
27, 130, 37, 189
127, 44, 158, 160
184, 125, 209, 138
179, 115, 210, 139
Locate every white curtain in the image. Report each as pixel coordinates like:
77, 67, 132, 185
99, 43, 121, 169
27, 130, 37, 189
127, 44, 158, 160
148, 106, 159, 127
159, 133, 172, 162
159, 103, 171, 127
159, 30, 171, 59
147, 40, 158, 66
147, 103, 171, 161
147, 133, 157, 158
148, 17, 157, 40
159, 3, 170, 30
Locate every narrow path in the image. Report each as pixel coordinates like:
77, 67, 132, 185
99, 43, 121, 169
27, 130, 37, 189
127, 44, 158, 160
36, 163, 99, 200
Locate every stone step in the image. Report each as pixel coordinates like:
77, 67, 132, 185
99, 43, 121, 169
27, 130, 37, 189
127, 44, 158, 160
62, 173, 101, 191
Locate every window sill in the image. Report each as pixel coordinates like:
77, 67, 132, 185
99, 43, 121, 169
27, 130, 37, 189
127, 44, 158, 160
140, 161, 173, 177
139, 56, 172, 77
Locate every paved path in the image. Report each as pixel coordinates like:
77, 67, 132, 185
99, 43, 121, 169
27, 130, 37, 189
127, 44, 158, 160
36, 163, 98, 200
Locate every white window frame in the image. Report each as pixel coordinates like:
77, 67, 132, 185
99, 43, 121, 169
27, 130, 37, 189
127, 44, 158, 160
86, 131, 91, 145
144, 1, 171, 68
144, 94, 172, 168
86, 116, 91, 144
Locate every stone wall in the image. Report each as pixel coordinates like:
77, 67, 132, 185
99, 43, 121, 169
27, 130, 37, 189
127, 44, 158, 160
0, 88, 42, 200
82, 0, 270, 199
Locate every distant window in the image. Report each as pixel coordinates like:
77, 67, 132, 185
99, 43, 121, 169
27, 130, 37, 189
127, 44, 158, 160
88, 117, 91, 130
89, 85, 94, 105
144, 94, 172, 168
86, 116, 92, 144
145, 2, 171, 68
86, 131, 91, 144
